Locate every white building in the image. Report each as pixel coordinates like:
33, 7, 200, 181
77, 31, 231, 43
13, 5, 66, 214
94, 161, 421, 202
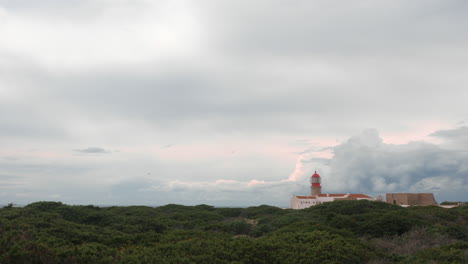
290, 171, 373, 209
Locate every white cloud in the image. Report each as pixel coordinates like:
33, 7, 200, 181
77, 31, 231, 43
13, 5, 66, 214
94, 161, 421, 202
1, 1, 468, 206
0, 0, 206, 70
294, 128, 468, 202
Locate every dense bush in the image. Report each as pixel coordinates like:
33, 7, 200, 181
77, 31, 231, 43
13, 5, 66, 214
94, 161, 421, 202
0, 200, 466, 263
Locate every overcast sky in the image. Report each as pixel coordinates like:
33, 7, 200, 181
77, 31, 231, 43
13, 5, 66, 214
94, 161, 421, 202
1, 0, 467, 207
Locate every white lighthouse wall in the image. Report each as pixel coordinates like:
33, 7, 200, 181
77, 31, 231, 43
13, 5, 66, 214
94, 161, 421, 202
290, 197, 325, 209
290, 194, 373, 209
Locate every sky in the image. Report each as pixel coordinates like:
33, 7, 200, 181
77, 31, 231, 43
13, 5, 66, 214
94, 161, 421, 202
1, 0, 467, 207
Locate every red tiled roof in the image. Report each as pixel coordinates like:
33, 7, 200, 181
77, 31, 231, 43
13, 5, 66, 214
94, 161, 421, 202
317, 194, 346, 197
295, 196, 316, 199
348, 194, 372, 199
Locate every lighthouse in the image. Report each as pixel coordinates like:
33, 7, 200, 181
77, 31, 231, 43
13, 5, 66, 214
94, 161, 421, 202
291, 171, 373, 209
311, 171, 321, 196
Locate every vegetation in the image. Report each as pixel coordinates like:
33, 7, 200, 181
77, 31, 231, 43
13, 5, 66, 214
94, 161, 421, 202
0, 200, 466, 263
440, 201, 466, 205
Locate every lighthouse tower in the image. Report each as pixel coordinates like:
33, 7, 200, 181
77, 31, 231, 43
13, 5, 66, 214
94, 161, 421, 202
311, 171, 322, 196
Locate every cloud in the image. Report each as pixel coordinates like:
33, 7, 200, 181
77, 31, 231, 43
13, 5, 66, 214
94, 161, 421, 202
2, 127, 467, 206
430, 126, 468, 147
0, 0, 205, 70
107, 177, 304, 207
1, 0, 468, 144
293, 128, 468, 202
431, 126, 468, 139
0, 1, 468, 206
74, 147, 110, 154
0, 174, 20, 180
2, 156, 19, 161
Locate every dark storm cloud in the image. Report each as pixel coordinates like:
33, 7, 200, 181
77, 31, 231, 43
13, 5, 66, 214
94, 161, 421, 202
74, 147, 110, 154
431, 126, 468, 145
431, 126, 468, 138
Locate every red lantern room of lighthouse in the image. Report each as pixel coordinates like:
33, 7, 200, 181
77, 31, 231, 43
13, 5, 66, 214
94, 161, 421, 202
310, 171, 322, 196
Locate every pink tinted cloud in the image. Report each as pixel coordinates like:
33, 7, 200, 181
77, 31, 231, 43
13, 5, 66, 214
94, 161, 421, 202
381, 121, 452, 144
247, 179, 266, 187
215, 179, 238, 184
287, 151, 330, 182
287, 154, 306, 181
287, 138, 337, 181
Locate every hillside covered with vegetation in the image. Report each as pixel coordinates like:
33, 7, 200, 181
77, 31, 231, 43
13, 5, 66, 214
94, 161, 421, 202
1, 200, 467, 263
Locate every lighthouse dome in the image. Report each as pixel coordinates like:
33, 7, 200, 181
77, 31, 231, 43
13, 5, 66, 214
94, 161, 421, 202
312, 171, 320, 178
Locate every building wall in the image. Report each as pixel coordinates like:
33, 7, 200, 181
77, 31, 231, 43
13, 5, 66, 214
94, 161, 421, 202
290, 197, 324, 209
311, 186, 321, 196
386, 193, 437, 206
316, 196, 338, 203
334, 197, 372, 201
290, 195, 372, 209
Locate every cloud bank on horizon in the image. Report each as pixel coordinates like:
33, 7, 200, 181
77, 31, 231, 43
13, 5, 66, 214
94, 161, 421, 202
1, 0, 467, 206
